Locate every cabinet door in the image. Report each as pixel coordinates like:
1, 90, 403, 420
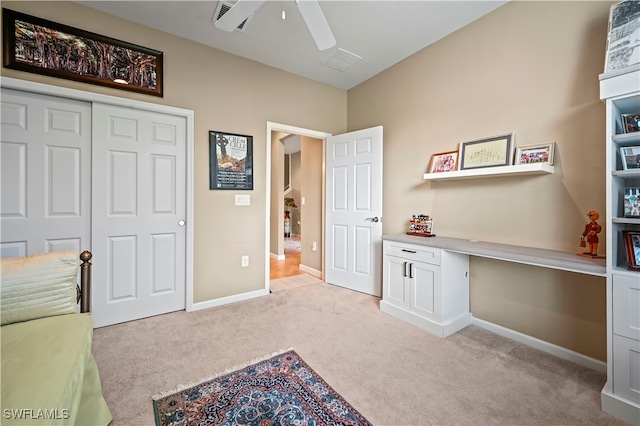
383, 255, 409, 309
613, 335, 640, 404
613, 273, 640, 341
409, 261, 440, 321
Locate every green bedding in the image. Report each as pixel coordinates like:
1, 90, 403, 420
1, 313, 112, 425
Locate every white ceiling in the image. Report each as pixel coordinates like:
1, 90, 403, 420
76, 0, 508, 90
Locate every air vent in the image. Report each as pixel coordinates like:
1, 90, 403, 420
213, 1, 251, 32
321, 48, 362, 72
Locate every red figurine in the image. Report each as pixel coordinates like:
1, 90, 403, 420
578, 210, 604, 258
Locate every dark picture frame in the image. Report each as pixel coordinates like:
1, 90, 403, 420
622, 230, 640, 271
209, 131, 254, 190
459, 133, 514, 170
622, 113, 640, 133
2, 8, 163, 97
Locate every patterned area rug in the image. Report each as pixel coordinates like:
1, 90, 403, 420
152, 350, 371, 426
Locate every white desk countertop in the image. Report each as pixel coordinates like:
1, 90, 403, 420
382, 234, 607, 277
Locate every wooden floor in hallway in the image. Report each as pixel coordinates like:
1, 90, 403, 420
270, 236, 303, 279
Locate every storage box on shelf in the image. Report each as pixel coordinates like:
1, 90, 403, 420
600, 68, 640, 425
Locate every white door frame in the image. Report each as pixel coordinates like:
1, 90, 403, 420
265, 122, 331, 291
0, 77, 196, 312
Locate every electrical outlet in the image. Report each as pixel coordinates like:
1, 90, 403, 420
241, 255, 249, 267
312, 241, 317, 252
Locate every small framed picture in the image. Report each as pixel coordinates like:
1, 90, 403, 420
622, 113, 640, 133
620, 146, 640, 169
428, 150, 458, 173
624, 187, 640, 218
459, 133, 514, 170
515, 142, 555, 166
622, 230, 640, 271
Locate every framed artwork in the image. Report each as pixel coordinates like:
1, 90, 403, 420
2, 8, 163, 97
428, 150, 458, 173
209, 131, 254, 190
624, 187, 640, 218
622, 230, 640, 271
459, 133, 514, 170
620, 145, 640, 169
622, 113, 640, 133
604, 0, 640, 73
515, 142, 555, 166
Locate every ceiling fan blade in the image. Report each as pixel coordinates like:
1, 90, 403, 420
215, 0, 266, 32
296, 0, 336, 51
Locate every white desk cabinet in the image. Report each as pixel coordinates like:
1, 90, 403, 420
380, 239, 471, 338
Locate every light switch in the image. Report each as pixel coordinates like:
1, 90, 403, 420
235, 194, 250, 206
301, 197, 306, 205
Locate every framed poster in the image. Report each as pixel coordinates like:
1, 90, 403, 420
428, 150, 458, 173
209, 131, 253, 190
3, 8, 163, 96
604, 0, 640, 73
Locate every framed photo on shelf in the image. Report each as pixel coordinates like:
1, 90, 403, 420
624, 187, 640, 218
622, 230, 640, 271
515, 142, 555, 166
2, 8, 163, 97
428, 150, 458, 173
622, 113, 640, 133
620, 146, 640, 169
459, 133, 513, 170
209, 131, 254, 190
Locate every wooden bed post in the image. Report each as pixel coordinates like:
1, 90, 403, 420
80, 250, 92, 313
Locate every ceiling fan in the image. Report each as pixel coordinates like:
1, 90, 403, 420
214, 0, 336, 51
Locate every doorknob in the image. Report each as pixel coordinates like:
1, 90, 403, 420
365, 217, 380, 222
178, 220, 186, 226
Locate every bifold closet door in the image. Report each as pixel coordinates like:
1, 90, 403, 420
0, 88, 91, 257
91, 103, 187, 328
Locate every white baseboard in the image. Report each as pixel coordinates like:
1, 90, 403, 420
472, 317, 606, 373
299, 264, 321, 279
270, 252, 285, 260
191, 288, 269, 312
601, 385, 640, 425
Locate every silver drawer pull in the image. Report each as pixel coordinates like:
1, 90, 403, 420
401, 249, 417, 253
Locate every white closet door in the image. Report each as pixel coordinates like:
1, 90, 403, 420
0, 88, 91, 257
91, 103, 186, 327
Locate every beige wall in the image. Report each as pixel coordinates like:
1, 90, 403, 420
300, 137, 324, 274
347, 1, 610, 361
1, 1, 347, 302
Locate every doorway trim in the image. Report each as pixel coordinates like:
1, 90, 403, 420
265, 122, 331, 291
0, 76, 196, 312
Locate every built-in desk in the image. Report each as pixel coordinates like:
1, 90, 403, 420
380, 233, 607, 372
382, 234, 606, 277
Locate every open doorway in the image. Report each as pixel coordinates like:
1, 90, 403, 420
266, 122, 330, 291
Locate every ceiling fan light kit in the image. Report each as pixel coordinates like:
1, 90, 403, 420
214, 0, 336, 51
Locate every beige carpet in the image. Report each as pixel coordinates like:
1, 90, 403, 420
270, 273, 323, 292
92, 283, 630, 426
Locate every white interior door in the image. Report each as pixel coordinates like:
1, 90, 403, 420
91, 103, 186, 327
0, 89, 91, 257
325, 126, 383, 296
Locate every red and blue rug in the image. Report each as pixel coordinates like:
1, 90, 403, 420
152, 349, 371, 426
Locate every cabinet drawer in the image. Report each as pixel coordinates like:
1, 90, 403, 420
384, 241, 441, 265
613, 273, 640, 341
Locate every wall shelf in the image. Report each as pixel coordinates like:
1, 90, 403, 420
423, 162, 554, 182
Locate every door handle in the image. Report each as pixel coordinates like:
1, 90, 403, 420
178, 220, 186, 227
403, 261, 407, 277
365, 216, 380, 222
408, 263, 413, 279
